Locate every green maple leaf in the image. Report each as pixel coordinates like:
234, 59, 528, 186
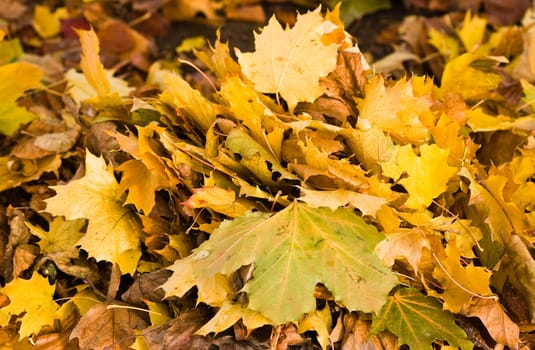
44, 151, 143, 275
0, 273, 59, 339
372, 287, 472, 350
164, 202, 397, 324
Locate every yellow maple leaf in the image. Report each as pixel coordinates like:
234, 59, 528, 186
44, 151, 143, 275
375, 228, 432, 273
0, 273, 59, 339
32, 5, 69, 39
457, 11, 487, 53
381, 144, 458, 209
159, 72, 218, 132
356, 75, 435, 144
116, 124, 179, 214
76, 28, 110, 97
196, 299, 273, 336
161, 256, 232, 307
0, 61, 43, 135
236, 6, 339, 111
66, 28, 132, 105
430, 240, 494, 313
440, 53, 502, 101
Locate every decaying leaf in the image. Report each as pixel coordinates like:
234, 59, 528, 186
69, 303, 148, 350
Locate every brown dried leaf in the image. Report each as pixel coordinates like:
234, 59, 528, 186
12, 244, 38, 278
69, 303, 148, 350
121, 269, 172, 305
463, 298, 519, 349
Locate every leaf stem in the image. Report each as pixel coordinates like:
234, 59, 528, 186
431, 252, 498, 301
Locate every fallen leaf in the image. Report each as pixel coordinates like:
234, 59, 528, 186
463, 298, 519, 349
0, 62, 43, 135
0, 273, 59, 339
372, 287, 473, 350
236, 7, 339, 110
375, 228, 431, 273
164, 202, 398, 324
299, 188, 387, 216
44, 151, 143, 275
26, 217, 86, 276
69, 303, 148, 350
196, 299, 273, 336
381, 144, 458, 209
430, 240, 494, 313
32, 5, 69, 39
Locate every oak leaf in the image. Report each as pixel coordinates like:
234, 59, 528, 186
236, 7, 339, 111
44, 151, 143, 275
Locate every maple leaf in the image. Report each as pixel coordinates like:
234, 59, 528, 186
196, 299, 273, 336
298, 188, 387, 216
164, 202, 398, 324
44, 151, 143, 275
66, 27, 132, 105
0, 61, 43, 135
458, 11, 487, 52
116, 123, 179, 214
69, 302, 148, 349
184, 186, 257, 218
374, 228, 431, 273
0, 273, 59, 339
372, 287, 473, 350
440, 53, 503, 101
161, 255, 233, 307
356, 75, 435, 145
381, 144, 458, 209
225, 128, 300, 188
159, 72, 218, 132
430, 240, 493, 313
31, 5, 68, 39
26, 217, 88, 277
463, 298, 519, 349
0, 155, 61, 192
236, 6, 339, 111
76, 27, 110, 97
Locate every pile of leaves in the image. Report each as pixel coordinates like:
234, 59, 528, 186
2, 1, 535, 349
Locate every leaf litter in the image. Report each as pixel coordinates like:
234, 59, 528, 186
1, 1, 535, 349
